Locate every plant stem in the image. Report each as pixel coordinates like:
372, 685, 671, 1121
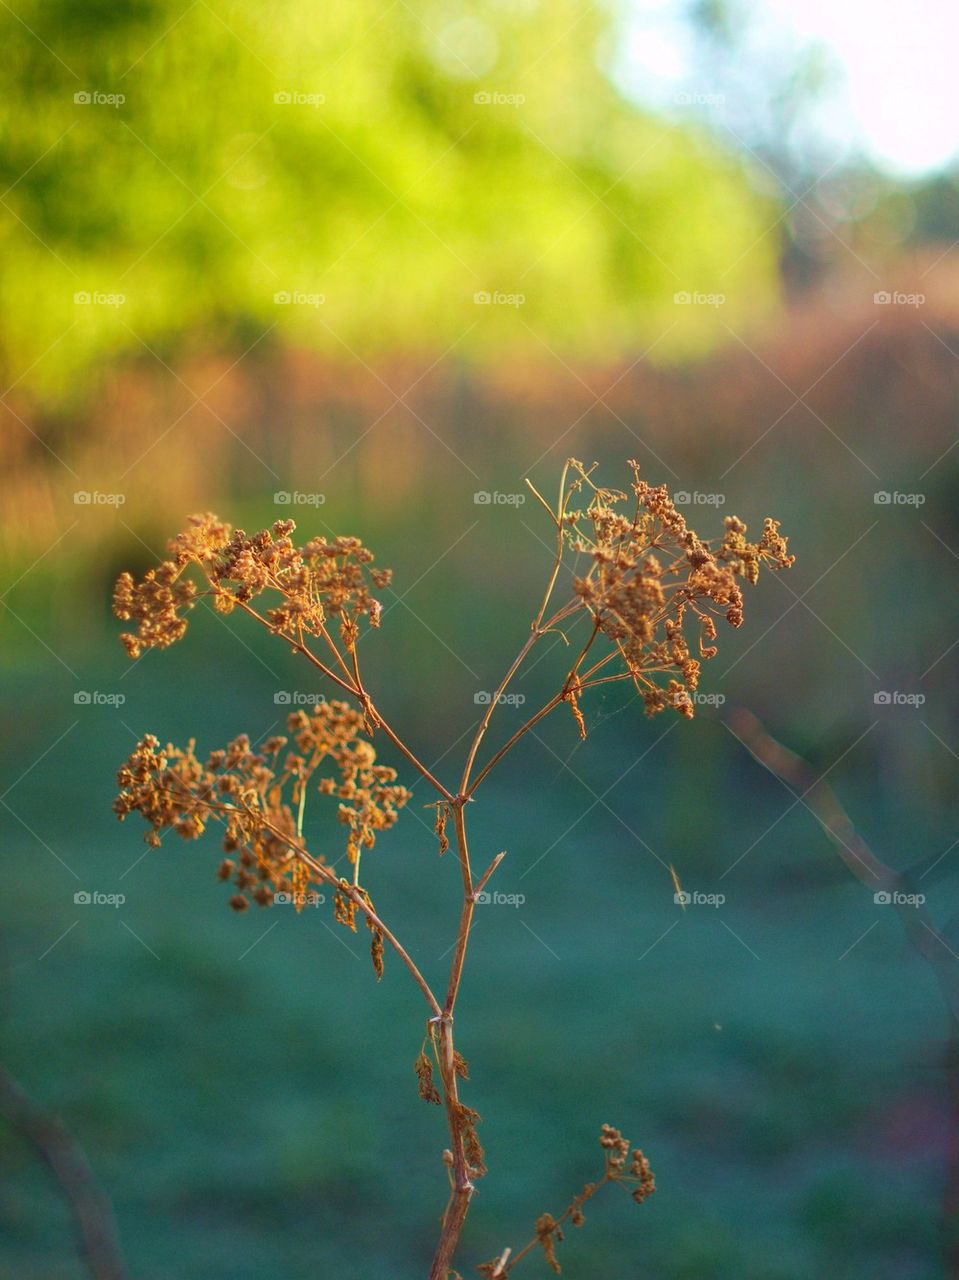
373, 713, 455, 802
443, 803, 475, 1012
460, 629, 540, 794
466, 694, 563, 797
499, 1173, 612, 1274
529, 459, 571, 631
459, 465, 575, 797
290, 632, 453, 800
428, 801, 476, 1278
153, 786, 443, 1017
0, 1066, 128, 1280
216, 586, 455, 801
313, 860, 442, 1017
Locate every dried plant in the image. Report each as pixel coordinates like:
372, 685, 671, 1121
0, 1065, 127, 1280
111, 459, 793, 1276
477, 1125, 656, 1277
730, 710, 959, 1276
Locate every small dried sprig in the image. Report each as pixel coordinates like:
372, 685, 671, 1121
429, 801, 451, 856
361, 889, 386, 980
113, 702, 410, 911
477, 1125, 655, 1276
563, 459, 794, 721
415, 1044, 443, 1106
114, 514, 392, 658
462, 459, 794, 801
455, 1102, 486, 1178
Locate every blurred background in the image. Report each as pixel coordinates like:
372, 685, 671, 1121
2, 1, 958, 1276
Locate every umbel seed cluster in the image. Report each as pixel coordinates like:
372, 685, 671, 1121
111, 459, 793, 1277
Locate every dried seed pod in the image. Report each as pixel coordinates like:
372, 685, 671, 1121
414, 1049, 441, 1106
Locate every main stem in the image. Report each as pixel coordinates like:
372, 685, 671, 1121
429, 801, 476, 1280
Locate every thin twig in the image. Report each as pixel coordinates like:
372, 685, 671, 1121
0, 1066, 128, 1280
473, 851, 506, 900
153, 785, 443, 1017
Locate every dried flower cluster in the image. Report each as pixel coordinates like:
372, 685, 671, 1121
110, 460, 792, 1279
113, 513, 391, 659
564, 459, 794, 719
113, 702, 409, 914
478, 1125, 655, 1276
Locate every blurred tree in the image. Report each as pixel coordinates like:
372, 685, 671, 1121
0, 0, 778, 407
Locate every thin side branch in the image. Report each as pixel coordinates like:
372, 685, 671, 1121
0, 1066, 127, 1280
730, 709, 959, 1015
216, 584, 455, 801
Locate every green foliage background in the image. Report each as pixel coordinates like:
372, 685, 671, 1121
0, 0, 776, 405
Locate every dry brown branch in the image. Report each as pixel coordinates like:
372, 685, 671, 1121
110, 461, 793, 1274
730, 708, 959, 1276
0, 1065, 127, 1280
730, 708, 959, 1014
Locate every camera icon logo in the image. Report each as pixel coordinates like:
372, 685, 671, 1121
873, 691, 891, 705
673, 291, 691, 305
874, 891, 892, 904
474, 91, 491, 104
274, 691, 292, 705
273, 291, 291, 305
74, 690, 92, 704
474, 691, 492, 705
74, 91, 92, 105
73, 291, 91, 305
473, 291, 491, 305
274, 891, 293, 904
473, 491, 492, 505
673, 491, 691, 505
475, 891, 491, 904
874, 291, 891, 305
73, 490, 92, 504
673, 890, 691, 906
273, 490, 292, 503
873, 491, 891, 504
74, 890, 92, 904
274, 91, 292, 105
